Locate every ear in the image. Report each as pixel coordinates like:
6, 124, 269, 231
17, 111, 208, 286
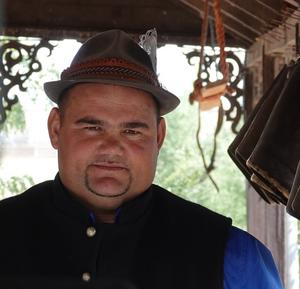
157, 117, 166, 150
48, 107, 61, 149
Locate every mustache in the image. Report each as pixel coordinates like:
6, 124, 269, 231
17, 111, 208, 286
90, 155, 129, 168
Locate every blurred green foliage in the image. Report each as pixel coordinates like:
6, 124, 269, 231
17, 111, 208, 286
0, 102, 26, 133
0, 50, 30, 197
155, 98, 246, 229
0, 176, 34, 199
0, 102, 32, 197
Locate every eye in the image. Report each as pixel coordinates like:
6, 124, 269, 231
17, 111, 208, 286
123, 129, 141, 135
85, 126, 103, 131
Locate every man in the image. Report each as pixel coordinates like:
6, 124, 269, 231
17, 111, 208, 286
0, 30, 283, 289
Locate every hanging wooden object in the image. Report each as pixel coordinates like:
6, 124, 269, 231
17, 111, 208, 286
189, 0, 230, 111
197, 79, 228, 110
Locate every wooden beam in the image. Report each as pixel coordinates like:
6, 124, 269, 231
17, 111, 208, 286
224, 0, 268, 26
178, 0, 256, 45
254, 0, 284, 16
2, 0, 203, 45
284, 0, 299, 8
1, 0, 248, 47
181, 0, 274, 35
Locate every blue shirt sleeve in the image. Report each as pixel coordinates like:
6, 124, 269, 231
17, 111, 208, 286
223, 226, 284, 289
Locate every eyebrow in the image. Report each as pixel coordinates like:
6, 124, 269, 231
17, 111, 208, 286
75, 117, 106, 126
75, 117, 149, 129
120, 122, 150, 129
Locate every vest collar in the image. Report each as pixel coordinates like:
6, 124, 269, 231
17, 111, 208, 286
51, 173, 153, 225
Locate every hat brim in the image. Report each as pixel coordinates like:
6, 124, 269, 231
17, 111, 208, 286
44, 79, 180, 115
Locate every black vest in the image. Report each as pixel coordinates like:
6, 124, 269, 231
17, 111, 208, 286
0, 175, 232, 289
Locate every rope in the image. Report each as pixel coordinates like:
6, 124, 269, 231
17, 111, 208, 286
213, 0, 229, 82
200, 4, 224, 181
209, 18, 219, 74
191, 0, 230, 192
194, 0, 220, 192
198, 0, 210, 80
206, 104, 224, 173
196, 103, 220, 192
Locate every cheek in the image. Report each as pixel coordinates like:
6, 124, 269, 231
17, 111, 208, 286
127, 140, 159, 166
58, 135, 94, 167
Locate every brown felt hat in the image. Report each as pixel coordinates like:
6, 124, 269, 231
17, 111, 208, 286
44, 29, 180, 115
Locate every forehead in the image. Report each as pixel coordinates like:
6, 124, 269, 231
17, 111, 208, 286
61, 83, 158, 118
59, 83, 159, 122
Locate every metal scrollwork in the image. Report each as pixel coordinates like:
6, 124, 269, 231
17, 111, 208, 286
0, 38, 55, 123
185, 49, 245, 133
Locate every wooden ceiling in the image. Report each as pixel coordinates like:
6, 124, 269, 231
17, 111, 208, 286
0, 0, 299, 47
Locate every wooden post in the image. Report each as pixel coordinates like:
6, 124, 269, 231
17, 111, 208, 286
247, 186, 286, 281
246, 50, 286, 283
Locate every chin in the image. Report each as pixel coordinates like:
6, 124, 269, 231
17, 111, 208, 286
86, 172, 131, 195
87, 180, 129, 198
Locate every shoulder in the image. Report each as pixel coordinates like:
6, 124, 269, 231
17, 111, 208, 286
149, 184, 232, 280
151, 184, 232, 230
224, 226, 283, 289
0, 180, 54, 216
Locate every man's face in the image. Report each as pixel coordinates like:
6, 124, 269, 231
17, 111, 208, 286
48, 83, 166, 212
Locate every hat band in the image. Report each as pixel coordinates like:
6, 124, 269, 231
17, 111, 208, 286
61, 58, 159, 86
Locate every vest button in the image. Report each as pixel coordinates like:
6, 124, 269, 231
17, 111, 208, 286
86, 226, 96, 237
82, 272, 91, 282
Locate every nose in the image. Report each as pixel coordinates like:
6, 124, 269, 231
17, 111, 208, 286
97, 132, 124, 155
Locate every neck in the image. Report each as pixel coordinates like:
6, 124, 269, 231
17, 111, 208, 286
92, 209, 118, 224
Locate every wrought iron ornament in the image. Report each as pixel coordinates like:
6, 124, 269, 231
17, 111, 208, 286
185, 49, 244, 133
0, 38, 55, 124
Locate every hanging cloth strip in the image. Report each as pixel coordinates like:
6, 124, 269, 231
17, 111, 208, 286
228, 58, 300, 212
